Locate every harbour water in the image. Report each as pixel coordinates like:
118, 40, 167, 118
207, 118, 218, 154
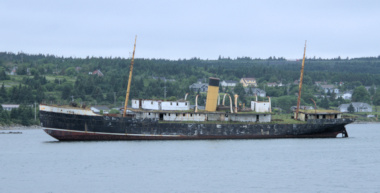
1, 124, 379, 193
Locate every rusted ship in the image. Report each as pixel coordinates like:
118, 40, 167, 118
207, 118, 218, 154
39, 38, 354, 141
39, 99, 354, 141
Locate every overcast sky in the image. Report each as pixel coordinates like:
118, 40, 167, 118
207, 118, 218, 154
1, 0, 379, 60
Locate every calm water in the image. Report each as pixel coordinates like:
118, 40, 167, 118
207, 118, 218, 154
1, 124, 380, 193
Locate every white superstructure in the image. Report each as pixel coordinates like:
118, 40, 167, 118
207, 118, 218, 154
39, 104, 100, 116
251, 101, 271, 113
131, 99, 190, 111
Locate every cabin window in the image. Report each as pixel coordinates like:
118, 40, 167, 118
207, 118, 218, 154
185, 102, 187, 105
177, 102, 179, 106
190, 113, 193, 117
176, 113, 178, 116
151, 101, 153, 105
183, 113, 186, 116
170, 102, 172, 105
323, 115, 326, 119
335, 114, 337, 119
148, 113, 150, 115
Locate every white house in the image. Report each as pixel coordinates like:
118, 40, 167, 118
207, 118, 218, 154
244, 88, 266, 97
220, 80, 238, 87
321, 85, 339, 94
338, 91, 353, 100
1, 104, 19, 111
267, 82, 283, 87
189, 83, 208, 92
338, 102, 372, 112
315, 81, 327, 86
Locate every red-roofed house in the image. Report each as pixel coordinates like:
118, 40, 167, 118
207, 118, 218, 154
91, 70, 104, 77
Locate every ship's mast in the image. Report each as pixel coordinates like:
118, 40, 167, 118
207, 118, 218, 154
123, 35, 137, 117
295, 40, 307, 120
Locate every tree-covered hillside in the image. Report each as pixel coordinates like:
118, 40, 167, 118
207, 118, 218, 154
1, 52, 380, 119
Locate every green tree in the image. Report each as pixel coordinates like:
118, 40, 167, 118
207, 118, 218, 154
1, 110, 10, 124
276, 95, 298, 113
303, 75, 312, 85
92, 87, 104, 102
320, 97, 329, 109
233, 83, 245, 96
352, 86, 370, 102
0, 68, 9, 80
19, 105, 33, 126
0, 83, 7, 101
372, 92, 380, 105
16, 66, 27, 75
61, 84, 72, 100
369, 85, 376, 96
348, 103, 355, 113
65, 67, 77, 76
330, 91, 336, 102
106, 92, 114, 104
10, 108, 18, 120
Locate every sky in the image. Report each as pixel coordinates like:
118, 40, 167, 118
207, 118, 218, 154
1, 0, 380, 60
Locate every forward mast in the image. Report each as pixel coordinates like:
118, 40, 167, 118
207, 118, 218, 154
123, 36, 137, 117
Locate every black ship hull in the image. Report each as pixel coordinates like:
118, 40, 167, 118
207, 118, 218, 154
40, 110, 354, 141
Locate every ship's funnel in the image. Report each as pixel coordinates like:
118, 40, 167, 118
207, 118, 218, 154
205, 77, 220, 112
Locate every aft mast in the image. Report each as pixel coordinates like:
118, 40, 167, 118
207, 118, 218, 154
123, 36, 137, 117
295, 40, 307, 120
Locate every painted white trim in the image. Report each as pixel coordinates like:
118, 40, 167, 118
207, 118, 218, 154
45, 128, 181, 137
39, 105, 100, 116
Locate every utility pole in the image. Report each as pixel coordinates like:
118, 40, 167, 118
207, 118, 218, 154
34, 102, 37, 121
71, 95, 74, 102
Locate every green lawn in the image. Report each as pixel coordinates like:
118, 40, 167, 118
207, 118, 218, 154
45, 75, 76, 83
0, 75, 76, 88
